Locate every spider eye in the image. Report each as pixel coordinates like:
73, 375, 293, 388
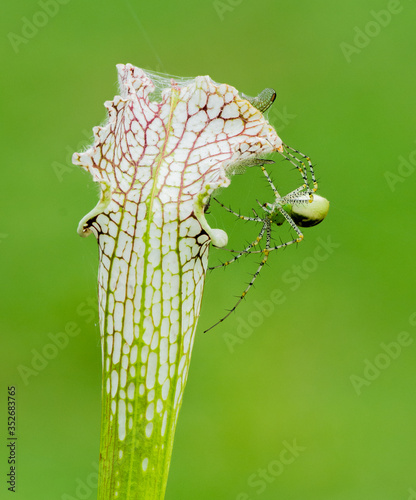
290, 195, 330, 227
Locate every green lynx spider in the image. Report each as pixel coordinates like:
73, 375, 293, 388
205, 164, 329, 332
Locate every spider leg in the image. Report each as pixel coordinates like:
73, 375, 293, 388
281, 143, 318, 194
279, 150, 311, 198
206, 203, 303, 332
280, 186, 311, 206
285, 144, 318, 192
260, 164, 311, 211
204, 236, 272, 333
209, 222, 268, 270
248, 208, 303, 254
214, 198, 260, 222
267, 208, 304, 249
260, 165, 281, 198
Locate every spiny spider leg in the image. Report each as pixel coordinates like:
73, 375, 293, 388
205, 165, 314, 332
204, 209, 304, 334
279, 150, 311, 198
281, 143, 318, 194
285, 144, 317, 192
246, 209, 303, 255
204, 228, 273, 333
259, 165, 309, 211
209, 223, 268, 270
213, 198, 260, 222
260, 165, 280, 198
206, 208, 304, 332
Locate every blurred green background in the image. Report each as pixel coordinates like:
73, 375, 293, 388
1, 0, 416, 498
